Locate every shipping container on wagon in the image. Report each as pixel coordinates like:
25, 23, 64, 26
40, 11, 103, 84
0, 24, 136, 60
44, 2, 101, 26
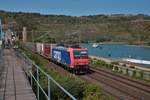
52, 46, 71, 66
36, 43, 41, 53
36, 43, 43, 54
43, 43, 56, 58
43, 44, 51, 58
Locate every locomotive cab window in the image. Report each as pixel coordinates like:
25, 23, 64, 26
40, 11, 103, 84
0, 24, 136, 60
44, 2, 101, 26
74, 50, 88, 59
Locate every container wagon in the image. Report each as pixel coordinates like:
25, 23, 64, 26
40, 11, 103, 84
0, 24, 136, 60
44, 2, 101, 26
43, 43, 56, 59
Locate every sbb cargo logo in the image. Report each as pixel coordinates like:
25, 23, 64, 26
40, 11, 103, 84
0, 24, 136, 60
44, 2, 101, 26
53, 51, 61, 61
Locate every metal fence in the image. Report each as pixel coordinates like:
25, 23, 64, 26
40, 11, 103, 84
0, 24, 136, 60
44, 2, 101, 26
15, 50, 77, 100
92, 59, 150, 81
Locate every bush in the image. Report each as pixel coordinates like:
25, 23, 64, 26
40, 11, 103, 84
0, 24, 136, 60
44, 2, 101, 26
83, 84, 113, 100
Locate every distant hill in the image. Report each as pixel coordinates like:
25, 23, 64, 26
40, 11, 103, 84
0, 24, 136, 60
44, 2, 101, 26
0, 10, 150, 45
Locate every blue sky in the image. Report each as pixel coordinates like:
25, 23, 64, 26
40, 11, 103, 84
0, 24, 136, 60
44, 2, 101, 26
0, 0, 150, 16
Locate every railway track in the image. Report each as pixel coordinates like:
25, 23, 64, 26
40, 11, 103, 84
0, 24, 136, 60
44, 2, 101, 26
92, 67, 150, 93
80, 72, 134, 99
80, 67, 150, 100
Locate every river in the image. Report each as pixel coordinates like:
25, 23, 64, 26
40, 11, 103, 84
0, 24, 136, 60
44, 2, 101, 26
81, 43, 150, 61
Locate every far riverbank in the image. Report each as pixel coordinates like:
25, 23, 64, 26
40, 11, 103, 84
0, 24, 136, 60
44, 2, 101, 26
89, 42, 150, 48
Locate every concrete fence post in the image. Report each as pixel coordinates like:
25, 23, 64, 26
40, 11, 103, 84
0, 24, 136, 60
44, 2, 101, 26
135, 70, 142, 78
118, 67, 121, 72
128, 68, 134, 77
143, 72, 150, 81
112, 66, 115, 71
121, 67, 127, 74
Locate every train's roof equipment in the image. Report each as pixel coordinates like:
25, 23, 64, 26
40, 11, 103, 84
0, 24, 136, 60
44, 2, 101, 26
56, 43, 80, 48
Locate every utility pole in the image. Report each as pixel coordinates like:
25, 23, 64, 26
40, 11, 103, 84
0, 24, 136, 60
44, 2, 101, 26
32, 29, 34, 43
22, 27, 27, 42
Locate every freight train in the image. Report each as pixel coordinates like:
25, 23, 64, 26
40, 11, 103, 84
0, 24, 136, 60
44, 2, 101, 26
24, 42, 89, 73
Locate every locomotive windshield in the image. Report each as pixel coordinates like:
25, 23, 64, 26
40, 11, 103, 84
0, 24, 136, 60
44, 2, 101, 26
74, 50, 88, 59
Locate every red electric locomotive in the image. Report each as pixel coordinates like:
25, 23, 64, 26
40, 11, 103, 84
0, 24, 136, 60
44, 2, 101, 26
52, 46, 89, 72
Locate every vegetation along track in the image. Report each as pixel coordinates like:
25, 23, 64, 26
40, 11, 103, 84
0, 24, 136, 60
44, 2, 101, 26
46, 59, 150, 100
80, 67, 150, 100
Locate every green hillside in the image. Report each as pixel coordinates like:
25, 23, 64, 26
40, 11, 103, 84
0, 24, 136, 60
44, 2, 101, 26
1, 10, 150, 45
